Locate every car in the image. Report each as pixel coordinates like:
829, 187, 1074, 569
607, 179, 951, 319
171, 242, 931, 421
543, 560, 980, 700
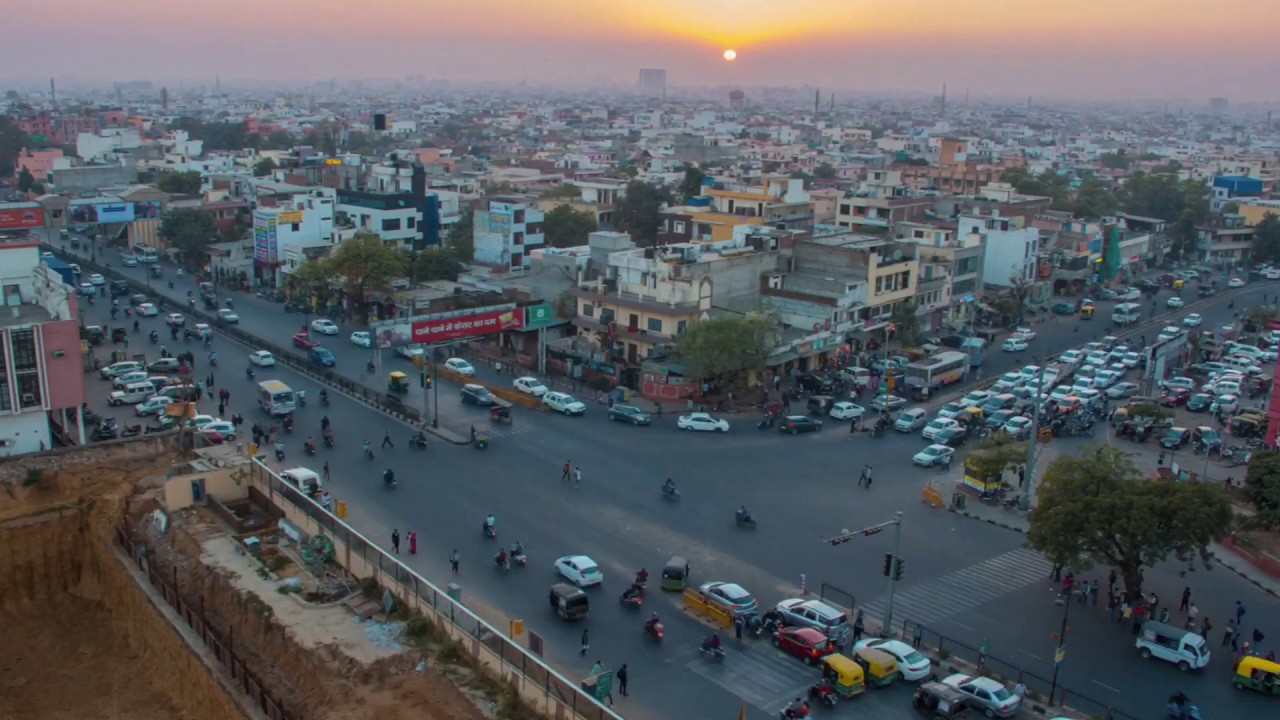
249, 350, 276, 367
1093, 370, 1121, 389
869, 394, 907, 413
607, 404, 652, 425
1228, 277, 1246, 288
1058, 349, 1084, 365
309, 347, 336, 367
514, 376, 549, 396
984, 409, 1017, 429
1162, 376, 1196, 392
922, 417, 960, 441
941, 673, 1021, 718
444, 358, 475, 376
698, 581, 758, 617
829, 401, 865, 421
88, 273, 105, 286
1106, 382, 1139, 399
1178, 270, 1201, 281
157, 384, 201, 402
193, 323, 212, 339
853, 638, 932, 681
396, 343, 426, 360
773, 626, 837, 666
775, 598, 849, 641
1004, 416, 1034, 439
122, 256, 138, 267
1117, 288, 1142, 301
78, 282, 95, 296
936, 401, 967, 420
779, 415, 823, 434
1051, 301, 1076, 314
1160, 427, 1190, 450
1183, 313, 1202, 327
292, 332, 319, 349
1013, 327, 1036, 341
913, 444, 955, 468
136, 302, 159, 316
1118, 352, 1142, 369
1001, 338, 1028, 353
164, 313, 186, 327
134, 396, 171, 417
310, 318, 339, 335
553, 555, 603, 587
1097, 288, 1119, 300
1085, 351, 1109, 367
1166, 296, 1184, 308
795, 373, 835, 395
129, 293, 149, 307
677, 412, 728, 432
1212, 394, 1240, 415
934, 425, 970, 447
460, 384, 495, 406
894, 407, 927, 432
350, 331, 372, 347
1186, 393, 1213, 412
961, 390, 993, 407
147, 358, 182, 374
216, 308, 240, 323
541, 391, 587, 415
202, 420, 237, 441
112, 371, 150, 389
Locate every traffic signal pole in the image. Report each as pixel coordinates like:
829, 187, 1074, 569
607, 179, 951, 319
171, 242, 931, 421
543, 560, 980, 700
821, 511, 904, 637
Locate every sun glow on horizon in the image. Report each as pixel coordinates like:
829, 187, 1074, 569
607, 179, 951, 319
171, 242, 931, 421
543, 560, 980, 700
723, 49, 737, 61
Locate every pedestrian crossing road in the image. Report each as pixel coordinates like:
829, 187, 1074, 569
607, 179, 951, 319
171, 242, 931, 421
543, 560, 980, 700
680, 641, 819, 715
861, 547, 1053, 627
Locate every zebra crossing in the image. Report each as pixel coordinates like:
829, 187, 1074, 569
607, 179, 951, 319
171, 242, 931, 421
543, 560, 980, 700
861, 547, 1053, 627
682, 642, 818, 714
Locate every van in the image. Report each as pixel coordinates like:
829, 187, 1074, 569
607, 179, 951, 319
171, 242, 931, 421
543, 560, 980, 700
280, 467, 323, 499
836, 366, 871, 388
258, 380, 297, 416
1225, 355, 1258, 373
109, 381, 157, 406
1135, 621, 1210, 670
776, 598, 851, 643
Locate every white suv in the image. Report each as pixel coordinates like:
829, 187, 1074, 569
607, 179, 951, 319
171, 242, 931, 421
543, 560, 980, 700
543, 391, 586, 415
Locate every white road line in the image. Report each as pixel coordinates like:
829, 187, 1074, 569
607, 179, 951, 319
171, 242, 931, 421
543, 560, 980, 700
1092, 680, 1121, 693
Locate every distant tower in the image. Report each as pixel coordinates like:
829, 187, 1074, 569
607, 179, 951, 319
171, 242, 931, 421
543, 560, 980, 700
814, 88, 820, 114
940, 83, 947, 115
1027, 96, 1032, 109
49, 77, 56, 107
215, 75, 221, 93
160, 86, 169, 111
829, 93, 835, 112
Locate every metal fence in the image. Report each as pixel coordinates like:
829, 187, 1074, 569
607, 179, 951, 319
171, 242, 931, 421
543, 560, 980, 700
902, 620, 1138, 720
819, 582, 856, 615
116, 527, 294, 720
245, 458, 624, 720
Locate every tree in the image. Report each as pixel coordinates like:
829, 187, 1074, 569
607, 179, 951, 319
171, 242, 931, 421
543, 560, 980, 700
287, 257, 335, 304
813, 162, 837, 179
16, 166, 33, 193
1169, 209, 1199, 263
890, 302, 922, 347
1070, 178, 1118, 219
965, 435, 1029, 485
1099, 150, 1130, 170
1119, 173, 1209, 223
410, 248, 464, 282
156, 170, 202, 195
445, 207, 474, 262
542, 205, 597, 248
1252, 214, 1280, 266
614, 181, 671, 246
29, 182, 44, 195
678, 165, 706, 200
1243, 452, 1280, 530
618, 164, 639, 179
0, 115, 30, 178
252, 158, 277, 177
159, 208, 216, 268
674, 314, 778, 382
1028, 446, 1233, 601
325, 234, 407, 324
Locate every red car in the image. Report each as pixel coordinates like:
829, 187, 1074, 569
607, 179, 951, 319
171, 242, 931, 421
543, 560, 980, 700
1160, 388, 1191, 407
292, 331, 319, 349
772, 626, 835, 665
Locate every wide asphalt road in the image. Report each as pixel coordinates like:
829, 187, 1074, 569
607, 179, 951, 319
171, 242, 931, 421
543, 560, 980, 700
61, 233, 1280, 720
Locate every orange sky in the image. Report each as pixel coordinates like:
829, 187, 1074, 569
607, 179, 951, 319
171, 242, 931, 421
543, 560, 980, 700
6, 0, 1280, 100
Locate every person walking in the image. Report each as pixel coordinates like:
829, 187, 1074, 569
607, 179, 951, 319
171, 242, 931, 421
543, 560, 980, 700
1223, 620, 1238, 648
561, 460, 572, 483
734, 615, 744, 640
864, 465, 873, 489
616, 663, 629, 697
217, 401, 225, 417
381, 430, 394, 449
449, 549, 460, 575
853, 609, 865, 642
1107, 592, 1118, 621
391, 529, 400, 554
1200, 617, 1212, 639
1089, 580, 1100, 606
912, 624, 923, 650
574, 466, 582, 488
322, 461, 331, 483
857, 466, 867, 487
408, 531, 417, 555
1180, 587, 1191, 612
579, 628, 589, 656
1236, 600, 1247, 625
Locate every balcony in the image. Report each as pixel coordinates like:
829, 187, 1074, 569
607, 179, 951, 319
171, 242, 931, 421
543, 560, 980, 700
571, 281, 701, 313
573, 315, 674, 344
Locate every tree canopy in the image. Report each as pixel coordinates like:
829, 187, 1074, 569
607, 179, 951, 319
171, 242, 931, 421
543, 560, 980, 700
678, 165, 706, 200
158, 208, 216, 268
1119, 173, 1209, 223
1168, 209, 1199, 264
615, 181, 672, 246
1099, 151, 1130, 170
890, 302, 923, 347
409, 247, 464, 283
445, 207, 474, 262
1028, 446, 1233, 600
1252, 214, 1280, 266
325, 234, 407, 323
813, 162, 837, 179
674, 314, 777, 381
1243, 451, 1280, 530
17, 166, 33, 193
0, 115, 32, 178
542, 204, 597, 248
252, 157, 278, 177
965, 435, 1029, 483
171, 118, 252, 152
156, 170, 202, 195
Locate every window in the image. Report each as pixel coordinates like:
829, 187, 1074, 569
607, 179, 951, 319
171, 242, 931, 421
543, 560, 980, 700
674, 221, 685, 234
381, 217, 401, 232
600, 308, 616, 323
407, 216, 416, 229
582, 303, 595, 318
647, 318, 663, 333
677, 320, 688, 335
0, 341, 9, 412
10, 329, 40, 410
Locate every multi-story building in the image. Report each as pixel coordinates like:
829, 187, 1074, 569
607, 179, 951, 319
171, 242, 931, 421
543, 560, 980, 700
251, 188, 337, 286
1197, 214, 1255, 264
637, 68, 667, 95
473, 197, 545, 272
1236, 199, 1280, 227
895, 221, 982, 329
536, 180, 625, 228
1212, 176, 1265, 213
13, 148, 64, 181
958, 213, 1039, 290
835, 170, 935, 231
703, 177, 814, 232
0, 240, 87, 454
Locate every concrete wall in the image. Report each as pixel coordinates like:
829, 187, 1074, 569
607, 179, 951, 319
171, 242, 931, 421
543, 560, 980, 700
163, 465, 250, 511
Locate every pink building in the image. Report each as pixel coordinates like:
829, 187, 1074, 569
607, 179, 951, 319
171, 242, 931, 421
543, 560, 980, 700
14, 148, 64, 181
0, 240, 87, 455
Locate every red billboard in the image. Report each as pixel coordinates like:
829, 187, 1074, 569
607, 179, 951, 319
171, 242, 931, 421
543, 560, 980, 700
411, 308, 524, 344
0, 207, 45, 230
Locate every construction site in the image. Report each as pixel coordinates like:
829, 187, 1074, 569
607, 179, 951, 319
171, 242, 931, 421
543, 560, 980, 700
0, 436, 517, 720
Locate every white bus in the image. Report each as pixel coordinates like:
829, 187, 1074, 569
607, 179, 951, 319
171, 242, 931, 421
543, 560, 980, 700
258, 379, 297, 416
905, 351, 970, 391
1112, 302, 1141, 326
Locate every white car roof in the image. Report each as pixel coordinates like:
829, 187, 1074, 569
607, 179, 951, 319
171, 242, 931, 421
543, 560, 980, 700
560, 554, 594, 565
517, 376, 545, 384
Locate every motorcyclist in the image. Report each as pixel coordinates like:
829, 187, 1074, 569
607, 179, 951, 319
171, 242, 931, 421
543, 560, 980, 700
110, 307, 119, 320
363, 440, 372, 457
322, 426, 334, 445
274, 440, 285, 461
645, 612, 661, 631
635, 568, 649, 586
485, 514, 497, 531
246, 366, 255, 380
134, 320, 140, 332
702, 633, 722, 651
495, 547, 508, 568
305, 436, 316, 454
511, 541, 524, 558
737, 505, 753, 523
383, 468, 395, 486
662, 478, 676, 496
761, 608, 784, 629
320, 415, 331, 432
320, 389, 329, 406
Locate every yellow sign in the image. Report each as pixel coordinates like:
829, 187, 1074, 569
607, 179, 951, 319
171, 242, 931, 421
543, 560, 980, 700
921, 484, 943, 508
325, 158, 343, 166
278, 211, 304, 224
510, 619, 524, 637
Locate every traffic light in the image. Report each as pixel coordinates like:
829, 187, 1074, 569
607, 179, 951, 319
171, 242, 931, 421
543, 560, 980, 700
894, 557, 906, 581
882, 553, 893, 577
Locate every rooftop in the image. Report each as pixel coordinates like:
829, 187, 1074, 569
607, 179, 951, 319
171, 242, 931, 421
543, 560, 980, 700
0, 302, 57, 330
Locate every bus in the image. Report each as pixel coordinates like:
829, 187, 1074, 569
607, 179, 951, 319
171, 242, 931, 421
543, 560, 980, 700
258, 379, 297, 416
905, 351, 970, 391
1111, 302, 1141, 326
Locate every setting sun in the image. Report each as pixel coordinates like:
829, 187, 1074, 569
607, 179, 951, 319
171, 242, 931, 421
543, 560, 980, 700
723, 49, 737, 61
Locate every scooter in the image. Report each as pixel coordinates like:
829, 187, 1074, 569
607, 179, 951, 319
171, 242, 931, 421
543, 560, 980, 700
735, 509, 757, 529
644, 620, 665, 640
699, 640, 725, 661
509, 546, 527, 567
274, 447, 285, 462
483, 523, 497, 539
322, 434, 334, 449
304, 443, 316, 457
410, 433, 428, 450
662, 487, 681, 502
383, 470, 397, 489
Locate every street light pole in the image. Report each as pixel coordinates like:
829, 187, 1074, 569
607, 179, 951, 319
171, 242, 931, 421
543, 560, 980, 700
1020, 357, 1048, 511
821, 511, 904, 636
1048, 589, 1073, 703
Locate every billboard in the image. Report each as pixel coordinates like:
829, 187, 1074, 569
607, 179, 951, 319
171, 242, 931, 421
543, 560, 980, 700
68, 202, 135, 224
253, 211, 279, 263
488, 211, 512, 235
134, 201, 162, 220
371, 305, 524, 348
278, 210, 304, 225
0, 207, 44, 230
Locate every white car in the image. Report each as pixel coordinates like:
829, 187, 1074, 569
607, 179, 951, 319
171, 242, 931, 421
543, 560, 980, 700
1058, 350, 1083, 365
350, 331, 372, 348
444, 358, 475, 376
829, 401, 865, 420
122, 256, 138, 267
853, 638, 932, 681
913, 444, 954, 468
1107, 382, 1140, 399
78, 282, 95, 296
961, 390, 993, 407
1085, 351, 1109, 367
1118, 288, 1141, 301
936, 401, 966, 420
1001, 338, 1028, 353
216, 308, 240, 323
396, 344, 426, 360
1004, 416, 1034, 438
193, 323, 212, 338
1013, 327, 1036, 341
554, 555, 603, 587
202, 420, 237, 441
165, 313, 185, 326
188, 414, 219, 430
134, 396, 171, 417
136, 302, 159, 316
249, 350, 276, 367
514, 376, 548, 396
922, 417, 960, 441
543, 391, 587, 415
88, 273, 105, 285
1093, 370, 1121, 389
677, 412, 729, 432
1166, 296, 1184, 308
310, 318, 339, 335
942, 673, 1021, 718
1183, 313, 1202, 327
1228, 277, 1245, 288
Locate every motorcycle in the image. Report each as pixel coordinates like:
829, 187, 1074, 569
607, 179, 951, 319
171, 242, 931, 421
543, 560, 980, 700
483, 523, 497, 539
245, 367, 255, 381
644, 620, 665, 640
274, 447, 285, 462
620, 585, 644, 607
383, 470, 397, 489
304, 443, 316, 457
699, 639, 725, 661
494, 552, 510, 571
809, 683, 838, 708
735, 509, 757, 529
662, 486, 681, 502
509, 547, 527, 567
119, 424, 142, 438
410, 433, 428, 450
282, 417, 293, 434
320, 392, 330, 407
1167, 694, 1202, 720
322, 434, 334, 449
755, 616, 782, 637
364, 445, 374, 461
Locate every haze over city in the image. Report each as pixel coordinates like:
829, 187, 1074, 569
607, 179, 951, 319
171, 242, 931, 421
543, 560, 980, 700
5, 0, 1280, 100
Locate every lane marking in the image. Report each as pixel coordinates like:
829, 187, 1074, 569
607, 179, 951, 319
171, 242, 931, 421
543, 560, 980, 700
1092, 680, 1120, 693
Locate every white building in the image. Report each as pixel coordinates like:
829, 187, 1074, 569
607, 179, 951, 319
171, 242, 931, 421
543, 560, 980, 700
473, 198, 545, 272
959, 214, 1038, 288
76, 128, 142, 164
253, 190, 336, 285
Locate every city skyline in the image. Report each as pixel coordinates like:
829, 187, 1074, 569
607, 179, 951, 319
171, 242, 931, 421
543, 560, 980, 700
2, 0, 1279, 100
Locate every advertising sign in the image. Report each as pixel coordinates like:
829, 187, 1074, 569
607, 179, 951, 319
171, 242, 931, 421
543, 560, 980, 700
0, 207, 44, 230
278, 211, 304, 225
253, 211, 279, 263
371, 305, 524, 348
524, 303, 557, 329
488, 211, 512, 235
134, 201, 163, 220
95, 203, 136, 223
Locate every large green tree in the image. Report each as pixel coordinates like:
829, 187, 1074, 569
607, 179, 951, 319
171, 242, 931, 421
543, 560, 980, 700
445, 207, 474, 262
1070, 178, 1118, 219
615, 181, 672, 246
890, 301, 923, 346
1119, 173, 1210, 223
1252, 214, 1280, 265
674, 314, 778, 382
0, 115, 30, 178
813, 162, 837, 179
678, 165, 706, 200
325, 234, 407, 324
156, 170, 202, 195
543, 205, 597, 248
1028, 446, 1233, 601
409, 248, 464, 283
1099, 150, 1130, 170
158, 208, 216, 268
1243, 451, 1280, 530
16, 166, 33, 193
1169, 209, 1199, 263
252, 157, 277, 177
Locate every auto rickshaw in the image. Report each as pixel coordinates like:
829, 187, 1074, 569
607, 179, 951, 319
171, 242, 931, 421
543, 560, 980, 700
661, 556, 689, 591
853, 647, 900, 688
1230, 413, 1265, 438
111, 327, 128, 343
388, 371, 409, 394
1234, 655, 1280, 694
549, 583, 589, 621
489, 403, 512, 425
82, 325, 104, 346
818, 653, 866, 699
471, 424, 490, 450
912, 681, 972, 719
807, 395, 834, 416
1080, 304, 1094, 319
960, 406, 984, 429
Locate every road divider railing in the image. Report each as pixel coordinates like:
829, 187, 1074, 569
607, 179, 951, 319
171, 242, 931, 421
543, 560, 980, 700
244, 458, 625, 720
681, 587, 733, 628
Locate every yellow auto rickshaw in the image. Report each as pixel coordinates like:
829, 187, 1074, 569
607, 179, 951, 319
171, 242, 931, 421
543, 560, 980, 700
819, 654, 866, 698
661, 556, 689, 591
1234, 655, 1280, 694
1080, 304, 1094, 319
1173, 279, 1185, 290
470, 424, 490, 450
388, 371, 409, 394
961, 406, 985, 430
854, 647, 900, 688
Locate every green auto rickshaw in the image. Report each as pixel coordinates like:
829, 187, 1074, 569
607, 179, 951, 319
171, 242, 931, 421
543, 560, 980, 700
661, 556, 689, 591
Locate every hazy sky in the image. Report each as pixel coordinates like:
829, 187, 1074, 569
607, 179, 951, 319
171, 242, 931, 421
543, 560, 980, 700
6, 0, 1279, 100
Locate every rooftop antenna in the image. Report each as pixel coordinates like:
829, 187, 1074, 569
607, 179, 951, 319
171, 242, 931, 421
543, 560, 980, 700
50, 77, 56, 108
940, 83, 947, 115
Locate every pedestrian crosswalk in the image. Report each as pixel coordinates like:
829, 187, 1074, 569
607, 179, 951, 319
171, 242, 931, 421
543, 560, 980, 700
861, 547, 1053, 627
681, 641, 819, 714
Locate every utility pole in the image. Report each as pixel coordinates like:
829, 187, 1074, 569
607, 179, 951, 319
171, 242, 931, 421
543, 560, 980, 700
1048, 591, 1073, 701
1019, 358, 1048, 510
821, 511, 904, 635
